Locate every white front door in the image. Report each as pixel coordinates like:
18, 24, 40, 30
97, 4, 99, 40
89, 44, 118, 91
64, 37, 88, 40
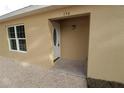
52, 21, 61, 60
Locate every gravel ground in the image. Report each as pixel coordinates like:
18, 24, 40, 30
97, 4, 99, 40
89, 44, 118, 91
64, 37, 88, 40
0, 57, 87, 88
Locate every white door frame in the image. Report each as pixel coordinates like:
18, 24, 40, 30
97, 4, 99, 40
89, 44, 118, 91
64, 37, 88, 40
52, 21, 61, 60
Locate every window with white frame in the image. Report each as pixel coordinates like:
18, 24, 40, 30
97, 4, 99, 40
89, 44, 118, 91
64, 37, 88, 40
7, 25, 27, 52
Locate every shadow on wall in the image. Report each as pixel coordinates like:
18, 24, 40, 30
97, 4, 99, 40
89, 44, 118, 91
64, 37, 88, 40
82, 57, 88, 76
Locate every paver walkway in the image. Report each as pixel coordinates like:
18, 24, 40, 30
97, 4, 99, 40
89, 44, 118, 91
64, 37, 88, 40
0, 57, 87, 88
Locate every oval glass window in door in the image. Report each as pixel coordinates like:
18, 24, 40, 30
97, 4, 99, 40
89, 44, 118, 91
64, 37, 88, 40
53, 28, 57, 46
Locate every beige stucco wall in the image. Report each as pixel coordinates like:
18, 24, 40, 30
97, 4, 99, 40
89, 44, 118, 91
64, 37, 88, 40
88, 6, 124, 83
60, 16, 89, 60
0, 5, 124, 83
0, 13, 54, 68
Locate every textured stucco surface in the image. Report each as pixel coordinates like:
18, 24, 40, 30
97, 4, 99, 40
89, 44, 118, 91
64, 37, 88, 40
0, 5, 124, 83
0, 56, 87, 88
60, 16, 89, 60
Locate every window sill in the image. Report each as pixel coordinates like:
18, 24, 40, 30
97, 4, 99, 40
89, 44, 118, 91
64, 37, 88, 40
9, 50, 27, 53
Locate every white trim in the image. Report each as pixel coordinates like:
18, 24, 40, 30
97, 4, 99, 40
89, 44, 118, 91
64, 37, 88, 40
0, 5, 50, 21
14, 26, 19, 50
7, 30, 11, 52
0, 5, 69, 23
7, 23, 25, 28
6, 24, 27, 53
9, 50, 27, 53
52, 21, 61, 59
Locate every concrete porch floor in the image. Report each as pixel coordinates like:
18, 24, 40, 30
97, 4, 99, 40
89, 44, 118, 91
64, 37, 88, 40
0, 57, 87, 88
53, 58, 86, 77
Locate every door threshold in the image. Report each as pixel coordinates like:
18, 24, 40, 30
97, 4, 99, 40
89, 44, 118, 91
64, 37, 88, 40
54, 57, 60, 62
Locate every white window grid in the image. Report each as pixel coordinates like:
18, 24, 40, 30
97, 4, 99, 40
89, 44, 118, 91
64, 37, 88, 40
7, 24, 27, 53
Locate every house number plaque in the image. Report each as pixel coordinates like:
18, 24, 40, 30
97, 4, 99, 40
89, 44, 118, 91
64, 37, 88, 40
63, 11, 70, 16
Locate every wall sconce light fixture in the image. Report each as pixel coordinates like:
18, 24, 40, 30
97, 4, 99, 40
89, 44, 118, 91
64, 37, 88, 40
72, 25, 76, 30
